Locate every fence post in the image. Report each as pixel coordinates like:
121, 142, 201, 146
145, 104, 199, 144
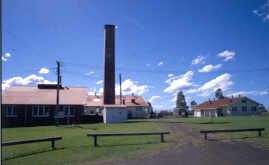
161, 133, 164, 142
51, 140, 55, 150
258, 130, 262, 137
204, 133, 207, 140
93, 135, 97, 147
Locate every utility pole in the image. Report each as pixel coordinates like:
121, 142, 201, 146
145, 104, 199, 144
119, 73, 122, 104
55, 61, 61, 126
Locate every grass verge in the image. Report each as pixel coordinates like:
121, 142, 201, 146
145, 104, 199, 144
174, 116, 269, 148
2, 121, 171, 165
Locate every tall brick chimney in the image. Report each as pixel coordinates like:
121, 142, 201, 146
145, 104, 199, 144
103, 24, 115, 104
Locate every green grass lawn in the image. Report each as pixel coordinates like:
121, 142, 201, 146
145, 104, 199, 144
175, 115, 269, 147
2, 121, 171, 165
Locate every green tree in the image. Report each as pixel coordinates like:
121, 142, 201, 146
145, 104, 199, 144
215, 88, 224, 99
175, 91, 188, 117
190, 100, 197, 107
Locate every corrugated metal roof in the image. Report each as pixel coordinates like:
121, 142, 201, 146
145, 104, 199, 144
86, 95, 148, 107
2, 86, 88, 105
193, 97, 242, 110
2, 86, 149, 107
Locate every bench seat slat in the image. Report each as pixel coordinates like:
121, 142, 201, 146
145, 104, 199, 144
87, 132, 170, 137
200, 128, 265, 134
87, 132, 170, 147
2, 137, 62, 146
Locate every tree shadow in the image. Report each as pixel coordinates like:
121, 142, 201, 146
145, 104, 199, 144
3, 147, 65, 161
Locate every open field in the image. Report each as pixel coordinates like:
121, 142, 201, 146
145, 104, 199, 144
173, 116, 269, 148
2, 121, 171, 165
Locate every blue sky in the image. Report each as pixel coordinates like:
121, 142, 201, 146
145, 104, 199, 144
2, 0, 269, 110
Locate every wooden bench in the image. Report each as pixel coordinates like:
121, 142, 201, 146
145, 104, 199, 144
87, 132, 170, 147
200, 128, 265, 140
2, 136, 62, 150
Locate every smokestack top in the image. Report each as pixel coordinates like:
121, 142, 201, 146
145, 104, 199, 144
104, 24, 116, 29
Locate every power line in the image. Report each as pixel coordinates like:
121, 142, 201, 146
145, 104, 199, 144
61, 61, 269, 75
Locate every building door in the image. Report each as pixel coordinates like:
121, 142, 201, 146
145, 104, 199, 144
217, 109, 223, 117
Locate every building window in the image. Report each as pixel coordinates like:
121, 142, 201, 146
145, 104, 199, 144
96, 108, 100, 113
242, 106, 247, 112
6, 105, 17, 117
251, 106, 257, 112
64, 106, 74, 116
136, 107, 141, 111
232, 106, 237, 112
32, 105, 49, 117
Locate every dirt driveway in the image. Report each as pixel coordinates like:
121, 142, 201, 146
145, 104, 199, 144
98, 122, 269, 165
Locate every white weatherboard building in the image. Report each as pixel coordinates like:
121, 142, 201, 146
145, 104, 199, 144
85, 95, 151, 120
193, 96, 265, 117
102, 105, 128, 124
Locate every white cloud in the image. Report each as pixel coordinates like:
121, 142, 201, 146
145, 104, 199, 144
2, 74, 56, 90
164, 71, 195, 93
98, 87, 103, 94
253, 0, 269, 22
217, 50, 235, 61
198, 64, 222, 73
185, 73, 233, 97
5, 53, 11, 57
198, 73, 233, 96
2, 56, 7, 61
39, 67, 50, 74
149, 96, 161, 103
2, 52, 12, 62
116, 79, 149, 95
191, 56, 206, 65
89, 79, 149, 96
168, 74, 174, 78
228, 89, 269, 97
158, 61, 164, 66
96, 80, 103, 85
185, 88, 199, 94
85, 71, 95, 76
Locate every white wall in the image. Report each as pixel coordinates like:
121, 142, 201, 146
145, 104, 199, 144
194, 111, 201, 117
194, 110, 217, 117
127, 107, 147, 119
103, 107, 128, 124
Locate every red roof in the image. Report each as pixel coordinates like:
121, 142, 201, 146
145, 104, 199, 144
193, 97, 242, 110
2, 86, 149, 107
2, 86, 88, 105
86, 95, 148, 107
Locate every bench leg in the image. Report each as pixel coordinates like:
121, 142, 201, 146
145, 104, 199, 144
161, 134, 164, 143
258, 131, 262, 137
51, 140, 55, 150
204, 133, 207, 140
93, 136, 97, 147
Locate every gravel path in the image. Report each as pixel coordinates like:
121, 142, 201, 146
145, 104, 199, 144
99, 122, 269, 165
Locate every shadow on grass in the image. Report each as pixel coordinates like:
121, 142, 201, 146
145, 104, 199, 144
60, 125, 98, 130
97, 141, 168, 148
3, 147, 65, 161
195, 122, 231, 125
159, 121, 184, 124
126, 120, 157, 123
207, 135, 259, 142
127, 120, 184, 124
